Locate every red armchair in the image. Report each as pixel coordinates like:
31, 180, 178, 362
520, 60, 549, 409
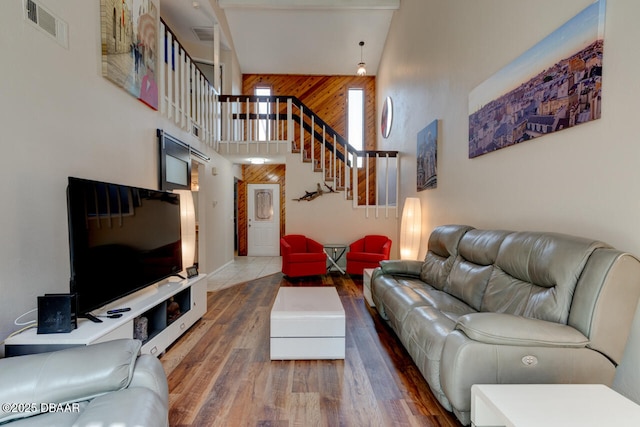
280, 235, 327, 277
346, 235, 392, 275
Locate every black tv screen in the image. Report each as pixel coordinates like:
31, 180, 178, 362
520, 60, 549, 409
67, 177, 183, 315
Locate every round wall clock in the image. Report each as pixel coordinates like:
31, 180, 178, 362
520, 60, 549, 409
381, 96, 393, 138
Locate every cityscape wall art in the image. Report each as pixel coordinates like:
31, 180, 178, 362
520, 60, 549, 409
468, 0, 605, 158
417, 119, 438, 191
101, 0, 159, 110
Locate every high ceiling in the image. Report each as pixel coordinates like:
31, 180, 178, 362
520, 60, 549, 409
160, 0, 399, 76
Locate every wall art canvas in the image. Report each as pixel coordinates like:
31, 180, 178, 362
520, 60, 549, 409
417, 119, 438, 191
101, 0, 159, 110
468, 0, 605, 158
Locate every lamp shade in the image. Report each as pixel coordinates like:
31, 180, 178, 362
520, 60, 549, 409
400, 197, 422, 260
175, 189, 196, 269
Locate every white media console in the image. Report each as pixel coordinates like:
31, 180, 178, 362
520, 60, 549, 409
5, 274, 207, 357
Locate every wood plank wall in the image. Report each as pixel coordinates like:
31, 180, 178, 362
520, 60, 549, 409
237, 164, 286, 256
243, 74, 376, 151
238, 75, 376, 255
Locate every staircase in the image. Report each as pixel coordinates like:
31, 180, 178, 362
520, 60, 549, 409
160, 21, 399, 218
215, 95, 399, 215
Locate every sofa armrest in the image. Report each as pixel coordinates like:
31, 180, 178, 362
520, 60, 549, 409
455, 313, 589, 347
378, 259, 423, 277
73, 388, 168, 427
0, 339, 141, 423
130, 354, 169, 407
382, 239, 392, 257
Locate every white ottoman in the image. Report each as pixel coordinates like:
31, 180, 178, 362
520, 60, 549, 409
270, 287, 345, 360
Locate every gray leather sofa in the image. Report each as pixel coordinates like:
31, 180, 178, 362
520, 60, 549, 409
371, 225, 640, 425
0, 339, 168, 426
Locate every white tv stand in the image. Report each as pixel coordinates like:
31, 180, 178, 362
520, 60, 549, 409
4, 274, 207, 357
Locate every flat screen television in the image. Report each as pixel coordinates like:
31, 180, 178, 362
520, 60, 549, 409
67, 177, 183, 316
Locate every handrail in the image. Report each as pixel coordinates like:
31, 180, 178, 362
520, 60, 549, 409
219, 95, 352, 152
218, 95, 398, 160
162, 19, 213, 89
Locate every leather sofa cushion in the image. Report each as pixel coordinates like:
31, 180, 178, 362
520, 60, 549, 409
444, 229, 511, 311
0, 339, 141, 423
420, 225, 474, 290
482, 232, 609, 323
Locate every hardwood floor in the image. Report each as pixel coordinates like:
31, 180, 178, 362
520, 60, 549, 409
160, 272, 463, 427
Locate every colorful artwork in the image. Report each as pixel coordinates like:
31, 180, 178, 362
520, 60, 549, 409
468, 0, 605, 158
100, 0, 159, 110
417, 120, 438, 191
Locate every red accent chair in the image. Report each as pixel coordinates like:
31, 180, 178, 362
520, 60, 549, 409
346, 235, 392, 275
280, 235, 327, 277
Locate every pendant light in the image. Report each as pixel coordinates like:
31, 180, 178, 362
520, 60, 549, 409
357, 41, 367, 76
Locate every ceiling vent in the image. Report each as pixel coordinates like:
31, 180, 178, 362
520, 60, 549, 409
192, 27, 214, 42
23, 0, 68, 49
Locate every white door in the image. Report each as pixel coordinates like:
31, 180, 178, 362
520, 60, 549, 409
247, 183, 280, 256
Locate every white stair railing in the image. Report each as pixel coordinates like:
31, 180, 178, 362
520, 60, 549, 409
160, 21, 217, 148
158, 22, 399, 217
215, 96, 400, 218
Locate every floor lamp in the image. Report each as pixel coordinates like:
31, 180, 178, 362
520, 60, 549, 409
400, 197, 422, 260
175, 189, 196, 269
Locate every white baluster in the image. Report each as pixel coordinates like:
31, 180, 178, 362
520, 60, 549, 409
159, 23, 166, 116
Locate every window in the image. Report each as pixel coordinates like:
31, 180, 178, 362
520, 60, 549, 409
348, 88, 364, 166
255, 86, 271, 141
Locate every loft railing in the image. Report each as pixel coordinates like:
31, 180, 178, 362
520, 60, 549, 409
158, 22, 399, 217
160, 20, 217, 146
216, 95, 399, 217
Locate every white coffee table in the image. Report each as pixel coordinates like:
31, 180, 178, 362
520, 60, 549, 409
270, 287, 345, 360
471, 384, 640, 427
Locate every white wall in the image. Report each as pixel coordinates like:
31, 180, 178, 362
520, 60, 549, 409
0, 0, 236, 348
285, 153, 399, 258
376, 0, 640, 402
377, 0, 640, 258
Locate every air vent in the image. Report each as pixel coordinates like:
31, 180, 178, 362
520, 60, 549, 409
192, 27, 214, 42
23, 0, 69, 49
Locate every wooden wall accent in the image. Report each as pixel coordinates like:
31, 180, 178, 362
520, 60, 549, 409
243, 74, 376, 151
237, 75, 377, 254
237, 163, 286, 256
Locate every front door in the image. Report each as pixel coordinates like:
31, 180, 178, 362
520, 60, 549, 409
247, 183, 280, 256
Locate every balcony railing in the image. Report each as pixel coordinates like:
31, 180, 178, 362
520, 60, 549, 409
160, 20, 218, 145
159, 23, 399, 217
216, 95, 399, 217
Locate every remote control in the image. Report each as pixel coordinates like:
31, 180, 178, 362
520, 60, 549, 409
107, 308, 131, 314
84, 313, 103, 323
98, 314, 123, 319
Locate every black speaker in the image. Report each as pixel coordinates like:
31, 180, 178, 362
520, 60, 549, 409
37, 294, 77, 334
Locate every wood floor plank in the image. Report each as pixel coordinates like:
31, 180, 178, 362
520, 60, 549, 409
161, 273, 463, 426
